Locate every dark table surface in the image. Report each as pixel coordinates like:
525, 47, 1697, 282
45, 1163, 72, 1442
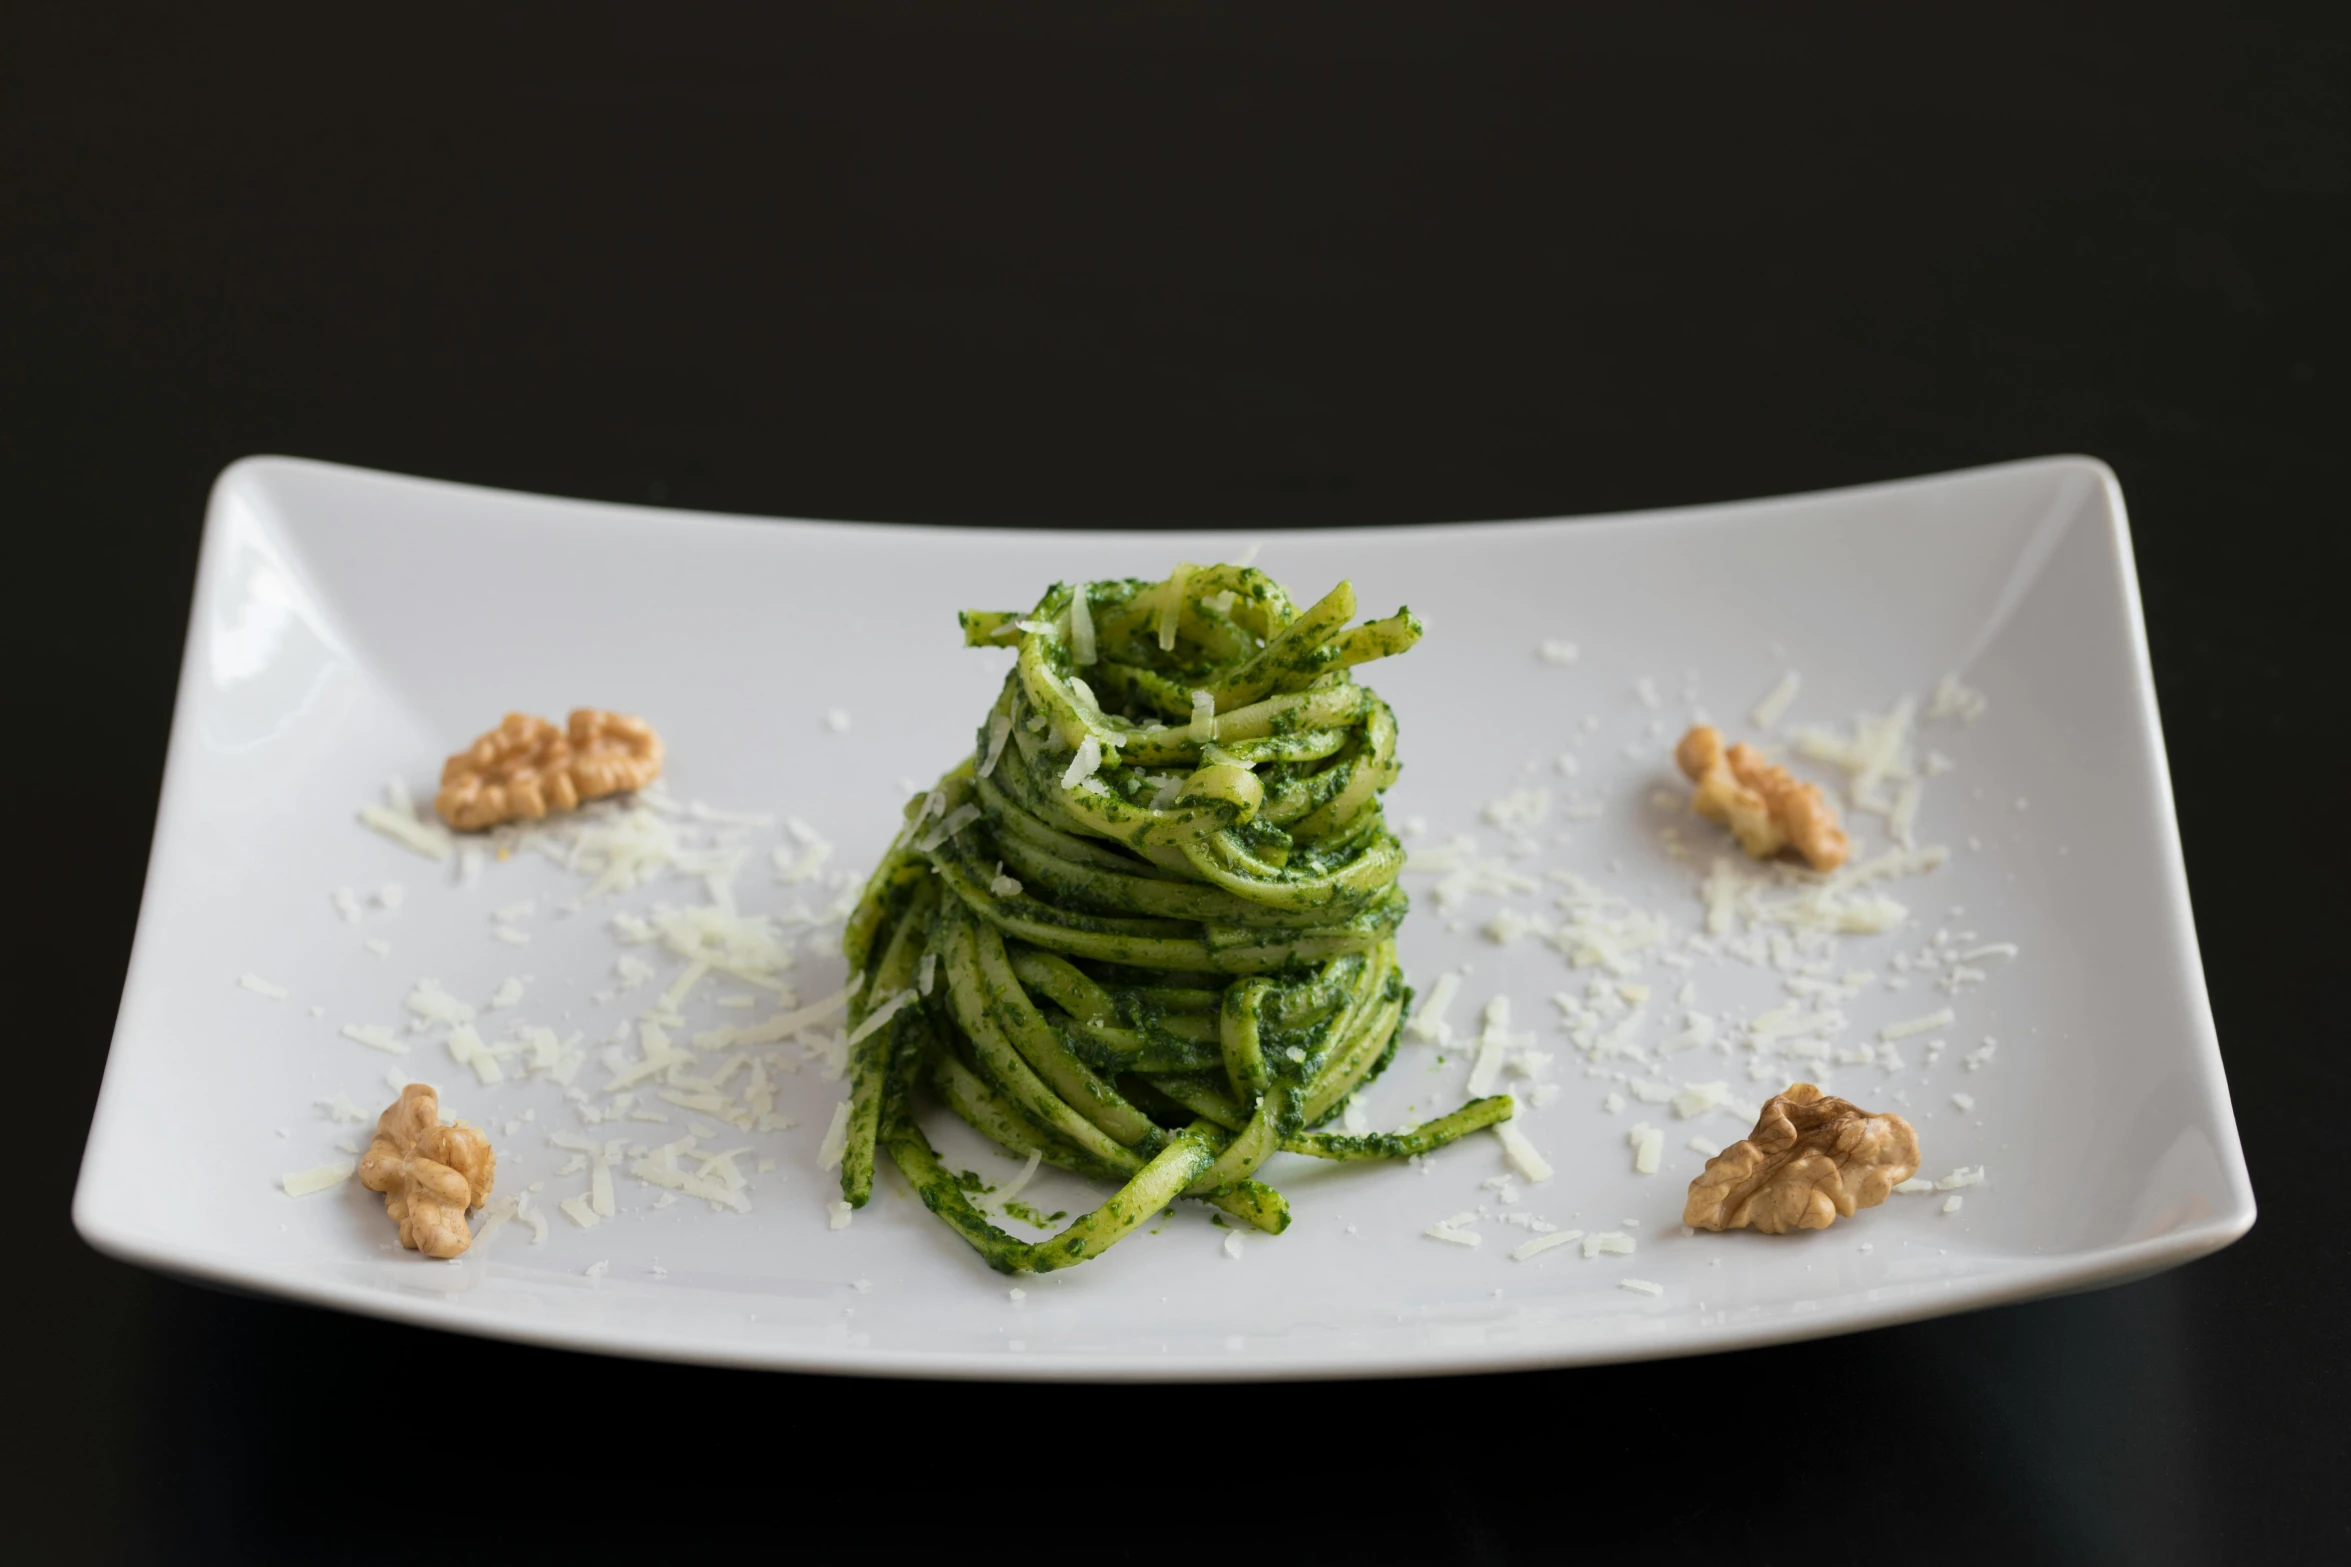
7, 4, 2345, 1561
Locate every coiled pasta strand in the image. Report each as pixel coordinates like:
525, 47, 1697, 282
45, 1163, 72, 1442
839, 565, 1511, 1273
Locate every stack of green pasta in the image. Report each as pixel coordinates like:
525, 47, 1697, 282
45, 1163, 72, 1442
838, 563, 1512, 1273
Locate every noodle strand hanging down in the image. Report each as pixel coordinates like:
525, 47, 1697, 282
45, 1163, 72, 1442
838, 564, 1511, 1273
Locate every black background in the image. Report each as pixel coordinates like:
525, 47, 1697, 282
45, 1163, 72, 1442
6, 3, 2345, 1562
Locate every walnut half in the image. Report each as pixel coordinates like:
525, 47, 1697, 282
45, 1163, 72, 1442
435, 708, 664, 830
1684, 1083, 1919, 1234
1675, 724, 1849, 871
357, 1083, 497, 1258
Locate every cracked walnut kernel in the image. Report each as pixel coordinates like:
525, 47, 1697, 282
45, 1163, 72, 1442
1674, 724, 1849, 871
435, 709, 663, 830
357, 1083, 497, 1258
1684, 1083, 1919, 1234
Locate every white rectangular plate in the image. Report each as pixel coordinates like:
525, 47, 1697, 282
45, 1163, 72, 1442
75, 455, 2252, 1379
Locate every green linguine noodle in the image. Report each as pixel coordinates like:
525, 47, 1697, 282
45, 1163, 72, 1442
838, 564, 1510, 1273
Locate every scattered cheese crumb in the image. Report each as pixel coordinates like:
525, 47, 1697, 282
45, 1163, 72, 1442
279, 1160, 355, 1197
1404, 968, 1465, 1045
1881, 1009, 1956, 1042
357, 805, 453, 861
1941, 1196, 1964, 1215
237, 972, 289, 1000
816, 1100, 852, 1172
828, 1200, 854, 1230
584, 1259, 610, 1278
1508, 1227, 1582, 1263
340, 1023, 409, 1056
1061, 735, 1104, 791
1424, 1212, 1482, 1247
1750, 671, 1802, 730
1619, 1277, 1664, 1297
1494, 1120, 1553, 1183
1537, 640, 1579, 664
1628, 1123, 1663, 1175
1222, 1231, 1243, 1260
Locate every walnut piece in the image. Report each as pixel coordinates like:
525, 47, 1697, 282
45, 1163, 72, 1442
1685, 1083, 1920, 1234
435, 709, 664, 830
1675, 724, 1849, 871
357, 1083, 497, 1258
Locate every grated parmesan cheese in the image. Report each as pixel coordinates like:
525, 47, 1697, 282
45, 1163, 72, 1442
845, 988, 915, 1049
1482, 788, 1551, 830
978, 713, 1015, 779
1628, 1123, 1663, 1175
1537, 640, 1579, 664
1941, 1195, 1964, 1215
404, 978, 476, 1027
1222, 1231, 1243, 1260
1060, 736, 1104, 792
1750, 671, 1802, 730
1881, 1008, 1955, 1042
559, 1195, 601, 1229
1465, 995, 1522, 1096
341, 1023, 409, 1056
1403, 969, 1463, 1045
238, 972, 289, 1000
1671, 1081, 1731, 1119
1619, 1278, 1664, 1297
445, 1023, 504, 1086
1510, 1229, 1585, 1261
358, 804, 453, 861
828, 1200, 854, 1230
1928, 673, 1988, 723
816, 1100, 852, 1172
280, 1160, 355, 1197
1494, 1119, 1553, 1183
